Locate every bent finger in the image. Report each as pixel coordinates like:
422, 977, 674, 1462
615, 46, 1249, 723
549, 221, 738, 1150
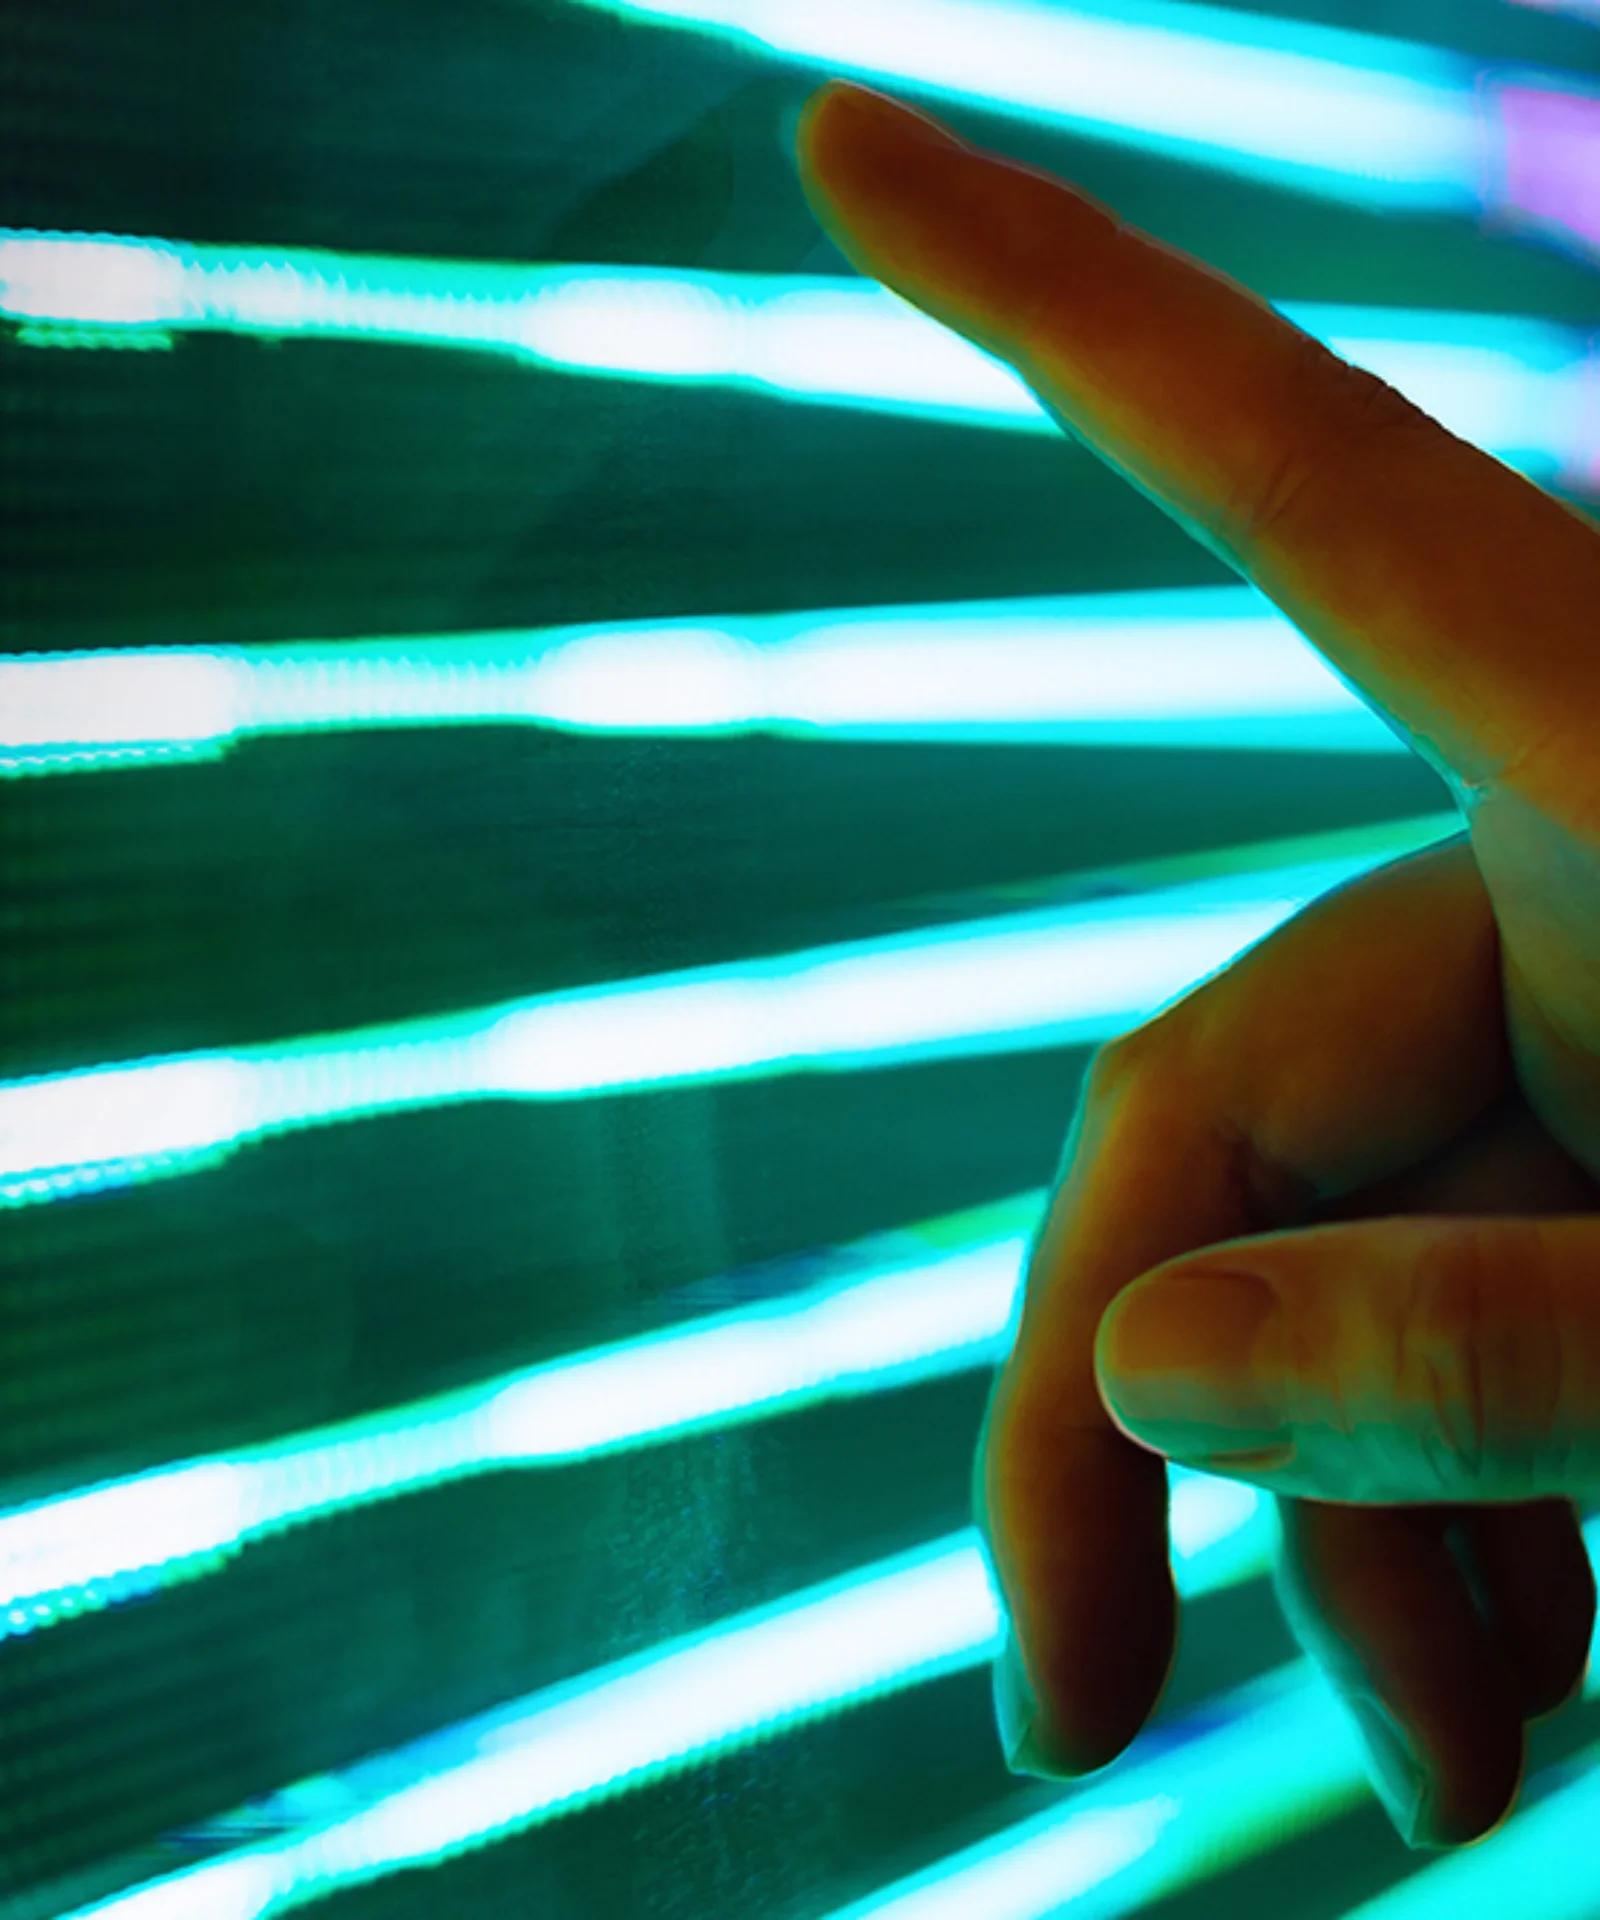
981, 830, 1508, 1774
1456, 1499, 1596, 1720
1276, 1499, 1526, 1849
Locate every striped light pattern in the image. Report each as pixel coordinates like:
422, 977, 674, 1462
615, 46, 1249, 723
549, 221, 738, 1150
571, 0, 1490, 211
822, 1659, 1371, 1920
1334, 1742, 1600, 1920
0, 1186, 1274, 1639
0, 815, 1459, 1204
4, 238, 1594, 487
0, 1195, 1038, 1633
0, 586, 1414, 774
63, 1520, 1294, 1920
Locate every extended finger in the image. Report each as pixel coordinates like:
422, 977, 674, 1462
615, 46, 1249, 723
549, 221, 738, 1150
796, 83, 1600, 806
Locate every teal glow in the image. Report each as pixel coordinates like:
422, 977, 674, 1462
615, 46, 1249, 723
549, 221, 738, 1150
0, 1176, 1272, 1638
0, 814, 1459, 1203
571, 0, 1487, 211
822, 1660, 1370, 1920
63, 1517, 1285, 1920
0, 1194, 1039, 1632
0, 585, 1415, 774
3, 236, 1590, 489
1333, 1738, 1600, 1920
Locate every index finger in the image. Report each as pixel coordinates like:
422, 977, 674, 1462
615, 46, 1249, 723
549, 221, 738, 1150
795, 81, 1600, 806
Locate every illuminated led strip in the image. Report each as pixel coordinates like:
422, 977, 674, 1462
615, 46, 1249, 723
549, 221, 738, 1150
1, 586, 1416, 774
56, 1519, 1600, 1920
826, 1518, 1600, 1920
3, 235, 1591, 480
1334, 1747, 1600, 1919
0, 814, 1459, 1204
0, 1182, 1277, 1639
821, 1659, 1370, 1920
63, 1522, 1286, 1920
575, 0, 1492, 211
0, 1194, 1040, 1633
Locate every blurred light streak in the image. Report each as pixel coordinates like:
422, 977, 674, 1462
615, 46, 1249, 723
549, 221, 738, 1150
1333, 1741, 1600, 1919
819, 1660, 1372, 1920
0, 813, 1460, 1204
62, 1524, 1292, 1920
0, 586, 1414, 774
0, 1193, 1040, 1634
2, 237, 1594, 488
569, 0, 1489, 211
0, 1177, 1265, 1639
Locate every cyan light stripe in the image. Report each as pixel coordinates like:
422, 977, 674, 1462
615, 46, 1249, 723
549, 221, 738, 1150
1334, 1741, 1600, 1920
571, 0, 1493, 211
0, 585, 1411, 774
3, 239, 1591, 483
822, 1512, 1600, 1920
819, 1659, 1370, 1920
0, 1194, 1039, 1633
62, 1522, 1290, 1920
0, 1185, 1273, 1639
0, 813, 1461, 1204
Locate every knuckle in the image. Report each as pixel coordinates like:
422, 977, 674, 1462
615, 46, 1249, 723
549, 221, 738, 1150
1089, 1009, 1188, 1097
1397, 1221, 1564, 1493
1230, 348, 1438, 558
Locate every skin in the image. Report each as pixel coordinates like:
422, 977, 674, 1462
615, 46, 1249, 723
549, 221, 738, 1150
794, 80, 1600, 1849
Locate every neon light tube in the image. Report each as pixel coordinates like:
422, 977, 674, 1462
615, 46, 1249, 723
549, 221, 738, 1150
0, 814, 1459, 1204
0, 1183, 1271, 1640
4, 236, 1593, 484
819, 1659, 1371, 1920
61, 1521, 1286, 1920
572, 0, 1490, 211
0, 1194, 1040, 1634
0, 585, 1413, 775
1333, 1740, 1600, 1920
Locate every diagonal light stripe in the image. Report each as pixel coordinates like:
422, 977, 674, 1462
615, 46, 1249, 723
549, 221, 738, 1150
1333, 1739, 1600, 1920
818, 1514, 1600, 1920
1, 585, 1413, 775
60, 1518, 1291, 1920
0, 1194, 1038, 1634
818, 1659, 1371, 1920
572, 0, 1490, 210
0, 1184, 1271, 1641
3, 238, 1591, 486
0, 814, 1460, 1204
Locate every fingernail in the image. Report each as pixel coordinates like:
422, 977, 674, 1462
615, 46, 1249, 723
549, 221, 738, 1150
809, 82, 965, 155
995, 1636, 1059, 1778
1097, 1269, 1285, 1451
1347, 1696, 1429, 1847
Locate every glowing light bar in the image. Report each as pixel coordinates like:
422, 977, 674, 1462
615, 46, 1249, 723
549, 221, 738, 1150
63, 1521, 1287, 1920
0, 1178, 1273, 1640
574, 0, 1490, 211
0, 585, 1417, 774
0, 1194, 1040, 1634
1334, 1742, 1600, 1920
4, 235, 1593, 484
819, 1515, 1600, 1920
821, 1659, 1371, 1920
0, 814, 1459, 1204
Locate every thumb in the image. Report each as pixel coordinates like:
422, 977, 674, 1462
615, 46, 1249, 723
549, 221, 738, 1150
1094, 1217, 1600, 1502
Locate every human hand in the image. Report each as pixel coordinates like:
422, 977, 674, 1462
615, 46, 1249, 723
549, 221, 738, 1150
795, 80, 1600, 1850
